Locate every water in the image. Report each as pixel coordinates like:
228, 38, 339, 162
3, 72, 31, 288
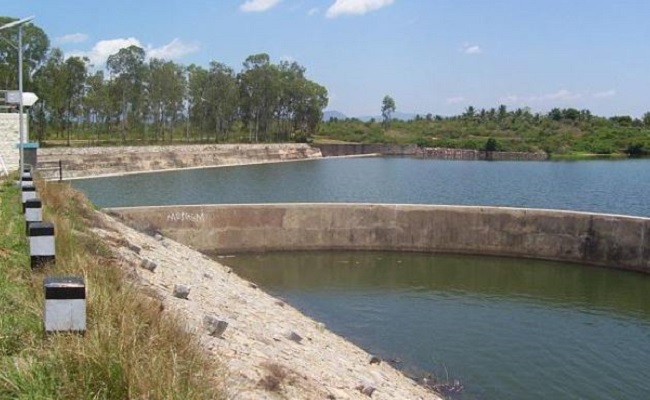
223, 251, 650, 400
71, 157, 650, 398
72, 157, 650, 217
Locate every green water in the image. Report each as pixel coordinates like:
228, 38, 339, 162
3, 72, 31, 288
223, 251, 650, 400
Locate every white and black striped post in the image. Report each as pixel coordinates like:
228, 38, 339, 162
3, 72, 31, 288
21, 183, 37, 213
20, 172, 33, 188
24, 198, 42, 235
44, 276, 86, 334
28, 221, 55, 269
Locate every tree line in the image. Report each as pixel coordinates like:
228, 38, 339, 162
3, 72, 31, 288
0, 17, 328, 145
323, 101, 650, 157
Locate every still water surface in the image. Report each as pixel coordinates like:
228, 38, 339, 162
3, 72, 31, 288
224, 251, 650, 400
72, 158, 650, 399
73, 157, 650, 217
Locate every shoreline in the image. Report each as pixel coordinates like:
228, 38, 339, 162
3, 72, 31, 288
92, 209, 440, 399
59, 153, 380, 181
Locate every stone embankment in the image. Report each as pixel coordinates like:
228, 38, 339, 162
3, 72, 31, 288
93, 210, 439, 400
37, 143, 322, 180
416, 147, 548, 161
313, 143, 548, 161
314, 144, 418, 157
34, 142, 548, 180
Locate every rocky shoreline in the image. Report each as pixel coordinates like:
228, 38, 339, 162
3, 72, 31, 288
93, 210, 440, 400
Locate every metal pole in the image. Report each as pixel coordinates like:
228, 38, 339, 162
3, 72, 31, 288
18, 24, 24, 185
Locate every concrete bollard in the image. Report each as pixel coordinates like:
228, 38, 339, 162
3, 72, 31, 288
21, 172, 33, 188
24, 198, 43, 235
21, 183, 37, 213
28, 222, 55, 269
44, 276, 86, 334
15, 170, 32, 188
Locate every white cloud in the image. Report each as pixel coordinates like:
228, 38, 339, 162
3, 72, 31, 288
500, 94, 521, 104
148, 38, 200, 60
461, 43, 482, 55
69, 37, 142, 66
499, 89, 583, 105
240, 0, 282, 12
326, 0, 394, 18
308, 7, 320, 16
446, 96, 466, 104
54, 33, 89, 45
70, 37, 199, 67
593, 89, 616, 98
538, 89, 581, 102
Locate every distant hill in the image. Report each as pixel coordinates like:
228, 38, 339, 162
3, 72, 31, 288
323, 110, 421, 122
323, 110, 348, 121
357, 111, 419, 122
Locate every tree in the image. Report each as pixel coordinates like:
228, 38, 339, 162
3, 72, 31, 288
107, 45, 146, 142
381, 95, 396, 126
204, 61, 239, 141
83, 70, 110, 142
642, 112, 650, 127
0, 16, 50, 90
148, 58, 186, 142
239, 53, 279, 142
485, 137, 498, 152
549, 108, 562, 121
463, 106, 476, 121
497, 104, 507, 122
32, 48, 67, 138
63, 56, 88, 144
187, 64, 209, 140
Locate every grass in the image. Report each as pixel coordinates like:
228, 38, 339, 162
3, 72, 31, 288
0, 176, 225, 399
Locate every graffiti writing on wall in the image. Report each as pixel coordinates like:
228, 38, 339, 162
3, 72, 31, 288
166, 211, 205, 223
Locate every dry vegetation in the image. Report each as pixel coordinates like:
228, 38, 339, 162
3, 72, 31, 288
0, 176, 225, 399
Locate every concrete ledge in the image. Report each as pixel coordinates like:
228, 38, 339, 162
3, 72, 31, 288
108, 204, 650, 274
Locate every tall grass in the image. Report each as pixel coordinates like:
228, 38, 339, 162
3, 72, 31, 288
0, 176, 225, 399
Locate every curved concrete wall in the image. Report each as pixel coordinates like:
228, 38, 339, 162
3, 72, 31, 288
108, 204, 650, 274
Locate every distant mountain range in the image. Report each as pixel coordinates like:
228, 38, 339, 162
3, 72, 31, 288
323, 110, 419, 122
322, 110, 348, 121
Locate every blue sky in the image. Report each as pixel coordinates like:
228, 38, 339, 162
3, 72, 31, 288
4, 0, 650, 117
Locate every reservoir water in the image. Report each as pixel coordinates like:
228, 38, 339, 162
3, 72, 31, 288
223, 251, 650, 400
71, 157, 650, 399
73, 157, 650, 217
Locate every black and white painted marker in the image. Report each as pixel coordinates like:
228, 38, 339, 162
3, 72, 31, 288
44, 276, 86, 333
24, 198, 43, 235
21, 183, 37, 213
28, 222, 55, 269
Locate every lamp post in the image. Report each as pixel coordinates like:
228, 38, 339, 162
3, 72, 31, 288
0, 16, 35, 184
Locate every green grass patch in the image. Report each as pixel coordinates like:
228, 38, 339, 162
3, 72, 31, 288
0, 176, 225, 399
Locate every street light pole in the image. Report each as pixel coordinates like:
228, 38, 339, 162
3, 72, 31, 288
18, 23, 25, 182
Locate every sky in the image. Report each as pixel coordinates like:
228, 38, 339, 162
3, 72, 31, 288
3, 0, 650, 117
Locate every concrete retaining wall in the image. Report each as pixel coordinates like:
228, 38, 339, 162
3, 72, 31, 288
315, 144, 418, 157
314, 143, 548, 160
418, 147, 549, 161
109, 204, 650, 274
37, 143, 322, 179
0, 113, 21, 171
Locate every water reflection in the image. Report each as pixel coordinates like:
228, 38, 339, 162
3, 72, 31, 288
223, 251, 650, 400
223, 252, 650, 319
